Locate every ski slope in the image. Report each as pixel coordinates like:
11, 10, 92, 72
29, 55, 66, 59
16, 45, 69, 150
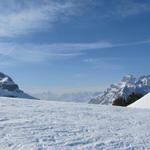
0, 97, 150, 150
129, 93, 150, 109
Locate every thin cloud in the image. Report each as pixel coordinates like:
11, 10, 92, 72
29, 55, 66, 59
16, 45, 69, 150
0, 41, 113, 63
117, 0, 150, 17
0, 39, 150, 64
0, 0, 149, 37
83, 58, 122, 70
90, 0, 150, 19
0, 0, 83, 37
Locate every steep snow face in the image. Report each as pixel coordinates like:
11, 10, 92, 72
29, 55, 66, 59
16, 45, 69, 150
89, 75, 150, 105
0, 72, 35, 99
0, 97, 150, 149
128, 93, 150, 109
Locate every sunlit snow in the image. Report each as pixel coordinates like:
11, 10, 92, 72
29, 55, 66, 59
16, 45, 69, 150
0, 97, 150, 149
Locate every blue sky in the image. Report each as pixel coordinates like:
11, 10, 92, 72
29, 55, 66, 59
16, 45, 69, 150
0, 0, 150, 94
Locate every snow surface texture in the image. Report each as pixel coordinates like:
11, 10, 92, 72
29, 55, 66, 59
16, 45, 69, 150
90, 74, 150, 105
129, 93, 150, 109
0, 97, 150, 149
0, 72, 35, 99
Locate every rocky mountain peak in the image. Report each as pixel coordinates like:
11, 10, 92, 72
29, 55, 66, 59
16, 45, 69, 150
121, 74, 136, 84
89, 74, 150, 105
0, 72, 35, 99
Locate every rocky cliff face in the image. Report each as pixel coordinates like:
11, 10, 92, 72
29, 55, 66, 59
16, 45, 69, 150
0, 72, 35, 99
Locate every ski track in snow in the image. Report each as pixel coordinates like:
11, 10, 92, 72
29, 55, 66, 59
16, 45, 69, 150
0, 97, 150, 150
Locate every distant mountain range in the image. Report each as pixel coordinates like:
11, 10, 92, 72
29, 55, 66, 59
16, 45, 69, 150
0, 72, 35, 99
33, 91, 102, 103
89, 75, 150, 105
3, 71, 150, 105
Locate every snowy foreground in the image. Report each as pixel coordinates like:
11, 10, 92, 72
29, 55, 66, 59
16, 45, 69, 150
0, 98, 150, 150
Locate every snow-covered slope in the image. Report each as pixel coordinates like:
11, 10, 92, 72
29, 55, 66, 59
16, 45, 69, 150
0, 72, 35, 99
89, 74, 150, 105
33, 91, 101, 103
0, 97, 150, 149
129, 93, 150, 109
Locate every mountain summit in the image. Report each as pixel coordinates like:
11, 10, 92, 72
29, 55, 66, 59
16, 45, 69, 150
0, 72, 35, 99
89, 74, 150, 105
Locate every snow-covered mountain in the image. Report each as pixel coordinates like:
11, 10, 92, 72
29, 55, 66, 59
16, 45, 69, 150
89, 74, 150, 105
0, 72, 35, 99
33, 91, 101, 103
